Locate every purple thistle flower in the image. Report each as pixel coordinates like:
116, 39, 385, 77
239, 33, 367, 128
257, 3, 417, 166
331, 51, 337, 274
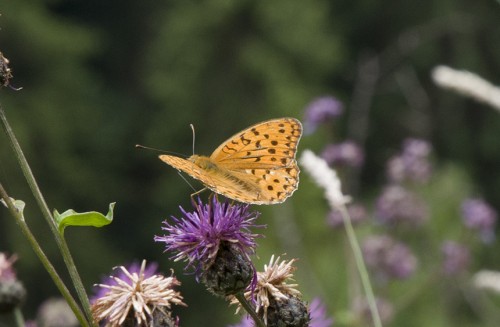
362, 235, 417, 281
309, 298, 334, 327
303, 96, 343, 134
461, 198, 497, 242
228, 315, 254, 327
441, 241, 470, 276
321, 141, 364, 168
387, 138, 432, 184
375, 185, 428, 226
155, 197, 263, 278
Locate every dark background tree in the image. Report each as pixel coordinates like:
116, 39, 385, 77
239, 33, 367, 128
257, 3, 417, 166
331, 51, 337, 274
1, 0, 499, 326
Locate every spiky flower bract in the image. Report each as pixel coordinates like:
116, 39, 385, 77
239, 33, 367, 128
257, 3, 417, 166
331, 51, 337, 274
155, 197, 263, 295
91, 260, 185, 327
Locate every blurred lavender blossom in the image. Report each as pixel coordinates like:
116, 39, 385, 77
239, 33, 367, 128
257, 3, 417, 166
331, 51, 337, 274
321, 141, 364, 168
386, 138, 432, 184
441, 241, 470, 276
362, 235, 418, 281
303, 96, 343, 134
461, 198, 497, 243
375, 185, 428, 226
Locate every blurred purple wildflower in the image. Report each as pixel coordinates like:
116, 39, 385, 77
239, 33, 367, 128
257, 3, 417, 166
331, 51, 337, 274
327, 203, 367, 228
321, 141, 364, 168
0, 253, 17, 282
387, 138, 432, 184
375, 185, 428, 226
155, 197, 263, 278
309, 298, 334, 327
362, 235, 418, 281
303, 96, 343, 134
461, 198, 497, 242
228, 315, 254, 327
353, 296, 394, 326
441, 241, 470, 276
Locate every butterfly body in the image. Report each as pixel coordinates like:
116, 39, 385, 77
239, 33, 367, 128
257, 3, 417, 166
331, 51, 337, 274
160, 118, 302, 204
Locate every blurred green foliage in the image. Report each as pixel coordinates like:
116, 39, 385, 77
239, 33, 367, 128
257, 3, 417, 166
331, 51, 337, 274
1, 0, 500, 326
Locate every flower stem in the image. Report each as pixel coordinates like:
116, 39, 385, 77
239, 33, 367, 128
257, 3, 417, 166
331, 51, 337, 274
0, 103, 94, 325
0, 183, 89, 327
13, 307, 25, 327
234, 292, 266, 327
339, 205, 383, 327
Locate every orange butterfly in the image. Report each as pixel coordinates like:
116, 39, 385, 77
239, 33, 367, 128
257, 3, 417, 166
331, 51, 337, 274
160, 118, 302, 205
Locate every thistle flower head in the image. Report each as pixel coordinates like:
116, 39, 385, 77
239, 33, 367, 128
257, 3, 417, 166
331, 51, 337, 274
155, 197, 263, 278
231, 255, 305, 325
91, 260, 185, 327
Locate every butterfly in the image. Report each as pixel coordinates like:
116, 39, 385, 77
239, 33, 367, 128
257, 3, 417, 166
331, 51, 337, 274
159, 117, 302, 205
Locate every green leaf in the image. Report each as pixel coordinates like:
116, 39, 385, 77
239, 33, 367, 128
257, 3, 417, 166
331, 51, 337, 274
0, 197, 26, 219
54, 202, 115, 234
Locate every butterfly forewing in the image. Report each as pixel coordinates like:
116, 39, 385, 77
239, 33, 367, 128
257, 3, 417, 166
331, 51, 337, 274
210, 118, 302, 169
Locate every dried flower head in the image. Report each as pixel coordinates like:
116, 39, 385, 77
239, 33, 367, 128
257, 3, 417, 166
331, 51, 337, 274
231, 256, 306, 326
432, 65, 500, 111
91, 260, 185, 327
155, 197, 262, 278
300, 149, 351, 210
473, 270, 500, 293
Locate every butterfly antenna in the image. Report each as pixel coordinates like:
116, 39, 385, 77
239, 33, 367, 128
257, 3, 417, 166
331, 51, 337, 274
190, 124, 196, 156
135, 144, 166, 153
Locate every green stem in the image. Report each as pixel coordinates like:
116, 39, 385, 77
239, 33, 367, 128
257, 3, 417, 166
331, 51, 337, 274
0, 184, 89, 327
234, 292, 266, 327
339, 205, 383, 327
13, 307, 25, 327
0, 103, 94, 325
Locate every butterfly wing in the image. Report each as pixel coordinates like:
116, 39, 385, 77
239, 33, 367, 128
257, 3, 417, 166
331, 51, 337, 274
209, 117, 302, 203
210, 117, 302, 169
159, 154, 268, 203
